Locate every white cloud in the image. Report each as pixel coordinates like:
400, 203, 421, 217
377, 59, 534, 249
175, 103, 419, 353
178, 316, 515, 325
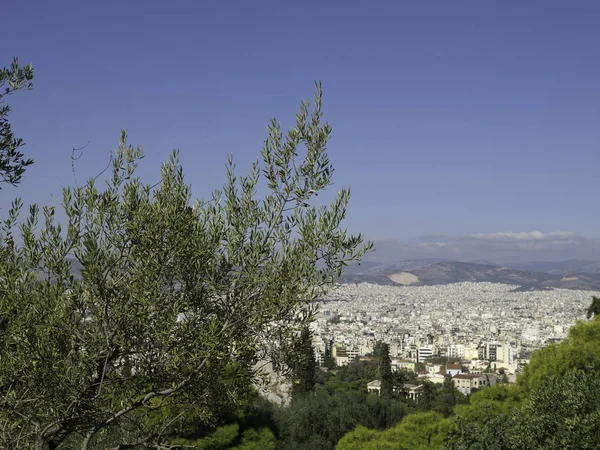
470, 231, 575, 241
369, 230, 600, 263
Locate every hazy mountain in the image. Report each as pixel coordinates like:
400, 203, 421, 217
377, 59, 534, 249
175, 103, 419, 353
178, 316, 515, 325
410, 261, 557, 290
66, 255, 600, 291
505, 260, 600, 275
342, 260, 600, 291
344, 258, 449, 275
469, 259, 499, 266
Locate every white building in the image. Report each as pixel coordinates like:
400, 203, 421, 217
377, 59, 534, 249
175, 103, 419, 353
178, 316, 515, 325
417, 345, 434, 363
452, 373, 497, 395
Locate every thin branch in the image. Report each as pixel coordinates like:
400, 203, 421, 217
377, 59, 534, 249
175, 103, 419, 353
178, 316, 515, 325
71, 142, 91, 188
90, 150, 114, 184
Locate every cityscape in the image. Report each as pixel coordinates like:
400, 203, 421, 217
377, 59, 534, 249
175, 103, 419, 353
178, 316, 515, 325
311, 281, 596, 387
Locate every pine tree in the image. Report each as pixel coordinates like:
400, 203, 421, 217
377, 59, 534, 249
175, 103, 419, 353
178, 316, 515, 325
375, 341, 394, 398
587, 295, 600, 319
290, 326, 317, 397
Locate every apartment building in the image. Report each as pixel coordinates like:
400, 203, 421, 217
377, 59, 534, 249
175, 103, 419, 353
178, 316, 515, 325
417, 345, 434, 363
452, 373, 496, 395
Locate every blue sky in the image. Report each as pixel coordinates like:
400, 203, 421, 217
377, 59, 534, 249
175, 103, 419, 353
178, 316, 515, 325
2, 0, 600, 252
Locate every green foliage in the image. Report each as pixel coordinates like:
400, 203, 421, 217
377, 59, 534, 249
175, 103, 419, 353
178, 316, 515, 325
0, 85, 372, 449
275, 385, 409, 450
426, 375, 463, 417
322, 354, 337, 370
0, 57, 34, 188
444, 411, 512, 450
335, 358, 378, 383
322, 376, 367, 395
510, 368, 600, 450
315, 366, 334, 384
334, 426, 380, 450
170, 424, 276, 450
234, 427, 277, 450
446, 370, 600, 450
276, 387, 363, 450
171, 424, 240, 449
375, 342, 394, 398
519, 316, 600, 392
587, 295, 600, 319
336, 412, 456, 450
444, 385, 523, 449
453, 384, 524, 424
446, 323, 600, 450
285, 326, 317, 398
415, 379, 438, 411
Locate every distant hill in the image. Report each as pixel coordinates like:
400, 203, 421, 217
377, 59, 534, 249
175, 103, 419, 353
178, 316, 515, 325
342, 260, 600, 291
410, 261, 557, 290
66, 256, 600, 291
344, 258, 449, 276
504, 259, 600, 275
469, 259, 499, 266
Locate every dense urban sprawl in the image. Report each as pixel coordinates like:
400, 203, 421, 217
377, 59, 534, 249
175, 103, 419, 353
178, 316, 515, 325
311, 281, 595, 389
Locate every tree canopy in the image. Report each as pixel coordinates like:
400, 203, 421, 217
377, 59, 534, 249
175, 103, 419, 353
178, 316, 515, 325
336, 412, 455, 450
0, 84, 372, 449
510, 368, 600, 450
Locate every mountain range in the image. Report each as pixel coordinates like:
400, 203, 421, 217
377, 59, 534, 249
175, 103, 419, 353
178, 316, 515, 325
64, 256, 600, 291
342, 259, 600, 291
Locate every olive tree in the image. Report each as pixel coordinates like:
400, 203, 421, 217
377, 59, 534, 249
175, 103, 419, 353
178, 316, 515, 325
0, 84, 372, 449
1, 57, 34, 188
